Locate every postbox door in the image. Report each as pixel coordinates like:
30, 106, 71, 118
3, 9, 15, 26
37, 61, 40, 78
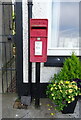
30, 38, 47, 62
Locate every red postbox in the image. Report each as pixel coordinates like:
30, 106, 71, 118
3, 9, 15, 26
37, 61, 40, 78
30, 19, 48, 62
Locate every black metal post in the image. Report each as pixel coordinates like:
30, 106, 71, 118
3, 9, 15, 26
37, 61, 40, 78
28, 1, 33, 100
15, 2, 23, 97
35, 62, 40, 108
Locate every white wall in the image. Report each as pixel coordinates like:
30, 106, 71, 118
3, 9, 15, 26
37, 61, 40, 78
23, 0, 28, 83
22, 0, 61, 83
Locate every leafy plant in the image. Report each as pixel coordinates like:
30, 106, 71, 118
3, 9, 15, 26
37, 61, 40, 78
55, 52, 81, 81
46, 80, 81, 111
46, 52, 81, 111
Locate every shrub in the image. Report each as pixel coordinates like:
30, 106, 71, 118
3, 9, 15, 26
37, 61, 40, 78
54, 52, 81, 81
46, 52, 81, 111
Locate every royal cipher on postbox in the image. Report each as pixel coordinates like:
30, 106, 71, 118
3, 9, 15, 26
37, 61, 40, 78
30, 19, 48, 62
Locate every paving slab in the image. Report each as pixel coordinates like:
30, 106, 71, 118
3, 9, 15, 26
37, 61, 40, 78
1, 93, 81, 119
0, 71, 2, 93
0, 94, 2, 120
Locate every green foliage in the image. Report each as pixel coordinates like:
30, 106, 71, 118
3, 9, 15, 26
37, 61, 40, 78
46, 52, 81, 111
55, 52, 81, 81
12, 11, 16, 35
46, 80, 81, 111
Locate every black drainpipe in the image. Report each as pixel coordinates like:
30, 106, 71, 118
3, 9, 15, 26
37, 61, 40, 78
28, 0, 33, 99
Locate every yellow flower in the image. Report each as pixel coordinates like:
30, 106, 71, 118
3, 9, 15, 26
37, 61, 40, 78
68, 96, 71, 98
60, 90, 62, 92
60, 80, 63, 84
47, 104, 50, 106
65, 91, 68, 94
79, 93, 81, 95
53, 84, 56, 86
50, 113, 55, 116
68, 89, 73, 93
68, 101, 71, 103
51, 93, 54, 96
72, 97, 75, 101
59, 86, 61, 89
68, 85, 73, 88
53, 97, 55, 100
65, 81, 70, 84
50, 87, 53, 91
55, 87, 57, 90
74, 86, 78, 90
75, 93, 78, 96
72, 81, 76, 84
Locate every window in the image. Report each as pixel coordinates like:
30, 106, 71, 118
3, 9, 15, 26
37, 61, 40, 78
48, 0, 80, 56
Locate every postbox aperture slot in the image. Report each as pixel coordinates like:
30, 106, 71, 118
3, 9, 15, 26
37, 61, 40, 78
31, 27, 46, 29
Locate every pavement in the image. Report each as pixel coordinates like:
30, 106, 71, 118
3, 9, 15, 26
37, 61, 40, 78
0, 71, 2, 93
1, 93, 81, 119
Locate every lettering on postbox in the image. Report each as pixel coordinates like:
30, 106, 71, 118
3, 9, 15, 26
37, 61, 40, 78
30, 19, 48, 62
35, 41, 42, 56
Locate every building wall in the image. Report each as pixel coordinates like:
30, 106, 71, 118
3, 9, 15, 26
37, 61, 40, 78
23, 0, 61, 84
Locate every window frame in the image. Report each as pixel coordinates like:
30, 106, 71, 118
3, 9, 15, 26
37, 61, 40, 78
47, 0, 81, 56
